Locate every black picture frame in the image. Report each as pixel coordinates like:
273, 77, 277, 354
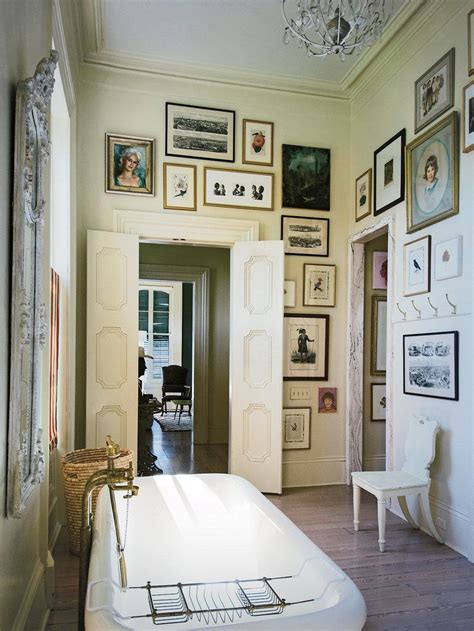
280, 215, 330, 257
165, 102, 235, 162
283, 314, 329, 381
373, 129, 406, 216
403, 331, 459, 401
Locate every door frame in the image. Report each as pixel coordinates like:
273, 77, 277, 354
140, 264, 210, 443
346, 216, 395, 483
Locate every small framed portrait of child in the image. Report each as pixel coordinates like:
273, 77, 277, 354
242, 119, 274, 166
318, 387, 337, 413
106, 133, 154, 196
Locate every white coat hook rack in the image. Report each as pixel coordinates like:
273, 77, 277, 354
445, 293, 457, 315
396, 302, 407, 320
427, 297, 438, 317
411, 300, 421, 319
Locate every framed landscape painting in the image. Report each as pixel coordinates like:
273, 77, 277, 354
165, 102, 235, 162
282, 144, 330, 211
282, 408, 311, 449
283, 314, 329, 381
281, 215, 329, 257
414, 49, 454, 133
403, 331, 459, 400
374, 129, 405, 215
406, 112, 458, 233
105, 133, 154, 196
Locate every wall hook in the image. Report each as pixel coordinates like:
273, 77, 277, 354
427, 297, 438, 317
411, 299, 421, 319
396, 302, 407, 320
445, 293, 457, 315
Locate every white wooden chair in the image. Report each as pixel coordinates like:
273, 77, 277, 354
351, 415, 444, 552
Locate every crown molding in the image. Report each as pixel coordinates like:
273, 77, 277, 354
52, 0, 77, 112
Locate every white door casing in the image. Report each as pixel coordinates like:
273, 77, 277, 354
86, 230, 138, 465
229, 240, 284, 494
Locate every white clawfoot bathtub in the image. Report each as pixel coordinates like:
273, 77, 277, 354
86, 475, 366, 629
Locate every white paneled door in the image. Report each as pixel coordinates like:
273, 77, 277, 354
86, 230, 138, 467
229, 241, 284, 494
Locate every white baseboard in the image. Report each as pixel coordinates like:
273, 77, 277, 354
49, 520, 62, 552
283, 456, 345, 488
12, 560, 44, 631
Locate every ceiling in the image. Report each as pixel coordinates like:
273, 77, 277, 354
78, 0, 415, 93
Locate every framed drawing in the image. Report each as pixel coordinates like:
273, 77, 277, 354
403, 235, 431, 296
303, 264, 336, 307
434, 236, 462, 281
281, 215, 329, 257
371, 384, 387, 421
406, 112, 458, 234
105, 133, 154, 196
371, 296, 387, 376
203, 167, 273, 210
282, 408, 310, 449
282, 144, 330, 211
283, 314, 329, 381
165, 102, 235, 162
414, 49, 454, 133
242, 119, 273, 166
372, 251, 388, 289
318, 387, 337, 413
462, 80, 474, 153
355, 168, 371, 221
403, 331, 459, 400
469, 10, 474, 76
163, 163, 197, 211
284, 280, 296, 307
373, 129, 405, 216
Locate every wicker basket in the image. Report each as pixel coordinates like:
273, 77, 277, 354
61, 447, 133, 556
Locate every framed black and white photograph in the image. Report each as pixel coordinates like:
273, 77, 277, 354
281, 215, 329, 257
303, 264, 336, 307
284, 280, 296, 307
469, 10, 474, 76
203, 167, 273, 210
373, 129, 405, 216
165, 102, 235, 162
371, 296, 387, 376
403, 235, 431, 296
283, 314, 329, 381
282, 144, 330, 211
242, 119, 274, 166
371, 384, 387, 421
414, 49, 455, 134
105, 133, 154, 196
355, 168, 371, 222
406, 112, 458, 234
163, 162, 197, 211
403, 331, 459, 400
434, 236, 462, 281
282, 408, 311, 449
462, 80, 474, 153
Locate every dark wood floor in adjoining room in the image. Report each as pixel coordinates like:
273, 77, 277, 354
47, 426, 474, 630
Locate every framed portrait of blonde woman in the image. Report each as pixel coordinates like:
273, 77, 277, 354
106, 133, 154, 196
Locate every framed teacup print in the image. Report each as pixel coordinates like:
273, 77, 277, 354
403, 235, 431, 297
414, 49, 454, 134
355, 168, 371, 221
434, 236, 462, 281
163, 163, 197, 211
106, 133, 154, 196
204, 167, 273, 210
281, 215, 329, 257
373, 129, 405, 216
282, 408, 310, 449
242, 119, 274, 166
303, 264, 336, 307
283, 314, 329, 381
462, 80, 474, 153
406, 112, 458, 234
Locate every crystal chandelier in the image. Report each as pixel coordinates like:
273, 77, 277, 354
281, 0, 393, 60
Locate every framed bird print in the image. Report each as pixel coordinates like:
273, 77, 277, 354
303, 264, 336, 307
403, 235, 431, 296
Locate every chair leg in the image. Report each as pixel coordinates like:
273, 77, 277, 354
353, 483, 361, 532
398, 496, 419, 530
419, 492, 444, 544
377, 499, 386, 552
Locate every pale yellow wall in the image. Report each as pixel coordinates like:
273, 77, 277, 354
349, 0, 473, 557
140, 243, 230, 444
75, 64, 351, 488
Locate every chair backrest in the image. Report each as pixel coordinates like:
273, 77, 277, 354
401, 415, 439, 481
162, 365, 187, 385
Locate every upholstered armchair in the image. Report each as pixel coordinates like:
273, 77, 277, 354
161, 365, 190, 414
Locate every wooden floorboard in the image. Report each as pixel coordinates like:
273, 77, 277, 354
47, 424, 474, 629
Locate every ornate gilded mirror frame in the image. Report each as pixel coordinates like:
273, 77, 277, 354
7, 51, 58, 517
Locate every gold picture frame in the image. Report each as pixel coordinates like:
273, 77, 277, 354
303, 263, 336, 307
355, 168, 372, 222
371, 296, 387, 376
203, 166, 274, 211
469, 10, 474, 76
105, 133, 154, 196
163, 162, 197, 211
